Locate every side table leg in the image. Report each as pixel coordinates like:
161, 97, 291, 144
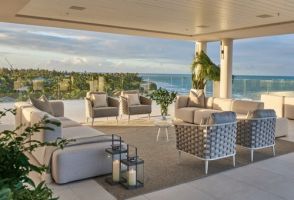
165, 127, 169, 141
156, 128, 161, 141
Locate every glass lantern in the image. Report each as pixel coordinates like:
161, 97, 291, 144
120, 145, 144, 189
105, 134, 127, 185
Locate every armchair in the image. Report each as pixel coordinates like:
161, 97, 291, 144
120, 90, 152, 121
85, 92, 120, 126
237, 109, 276, 162
174, 112, 237, 174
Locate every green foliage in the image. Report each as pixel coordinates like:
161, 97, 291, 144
149, 88, 177, 116
0, 109, 71, 200
191, 50, 220, 89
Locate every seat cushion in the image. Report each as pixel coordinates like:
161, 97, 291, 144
57, 117, 81, 128
62, 125, 105, 140
93, 107, 119, 117
187, 89, 205, 108
193, 109, 222, 124
175, 107, 201, 123
232, 100, 264, 115
128, 105, 151, 115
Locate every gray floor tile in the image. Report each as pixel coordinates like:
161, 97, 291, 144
126, 196, 149, 200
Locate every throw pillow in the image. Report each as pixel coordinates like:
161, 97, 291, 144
187, 89, 205, 107
127, 94, 141, 106
91, 93, 108, 108
30, 96, 54, 116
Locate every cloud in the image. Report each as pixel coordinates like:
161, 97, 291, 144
27, 31, 93, 41
0, 33, 9, 39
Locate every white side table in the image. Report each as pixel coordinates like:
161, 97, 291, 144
154, 119, 172, 141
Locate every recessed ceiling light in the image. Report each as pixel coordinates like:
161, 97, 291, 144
256, 14, 274, 18
196, 25, 209, 28
69, 6, 86, 11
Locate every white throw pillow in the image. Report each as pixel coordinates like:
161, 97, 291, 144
187, 89, 205, 107
91, 94, 108, 108
127, 94, 140, 106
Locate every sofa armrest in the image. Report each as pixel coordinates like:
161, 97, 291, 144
175, 96, 189, 109
108, 97, 120, 107
50, 101, 64, 117
140, 96, 152, 105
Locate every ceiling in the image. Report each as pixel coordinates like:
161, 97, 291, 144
0, 0, 294, 41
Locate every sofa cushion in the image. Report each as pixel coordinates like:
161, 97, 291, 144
128, 105, 151, 115
175, 107, 201, 123
207, 111, 237, 124
175, 96, 189, 109
93, 107, 119, 117
30, 96, 54, 116
284, 97, 294, 119
193, 109, 222, 124
212, 98, 233, 111
91, 93, 108, 108
62, 125, 105, 140
261, 94, 284, 117
248, 109, 276, 119
57, 117, 81, 128
232, 100, 264, 115
187, 89, 205, 108
205, 97, 214, 109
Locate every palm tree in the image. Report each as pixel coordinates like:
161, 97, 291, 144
191, 50, 220, 90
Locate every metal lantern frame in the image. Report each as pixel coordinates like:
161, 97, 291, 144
120, 144, 144, 189
105, 134, 127, 185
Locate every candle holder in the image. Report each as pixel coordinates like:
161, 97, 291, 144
120, 145, 144, 189
105, 134, 127, 185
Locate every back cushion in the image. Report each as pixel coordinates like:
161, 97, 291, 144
91, 93, 108, 107
121, 90, 139, 97
30, 96, 54, 116
212, 98, 233, 111
205, 97, 214, 109
232, 100, 264, 115
261, 94, 284, 117
127, 93, 141, 105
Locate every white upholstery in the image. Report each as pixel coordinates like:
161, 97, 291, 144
232, 100, 264, 115
212, 98, 233, 111
284, 97, 294, 119
261, 94, 284, 118
193, 109, 221, 124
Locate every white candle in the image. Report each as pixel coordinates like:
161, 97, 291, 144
112, 160, 120, 182
128, 168, 137, 186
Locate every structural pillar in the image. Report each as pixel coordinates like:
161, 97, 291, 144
195, 41, 207, 55
220, 39, 233, 98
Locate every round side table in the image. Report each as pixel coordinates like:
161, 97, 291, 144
154, 119, 172, 141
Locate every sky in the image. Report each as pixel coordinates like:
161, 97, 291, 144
0, 22, 293, 76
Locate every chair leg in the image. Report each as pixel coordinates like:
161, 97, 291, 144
205, 160, 209, 175
250, 149, 254, 162
156, 128, 161, 141
233, 155, 236, 167
91, 118, 94, 126
272, 145, 276, 157
165, 127, 169, 141
177, 150, 181, 164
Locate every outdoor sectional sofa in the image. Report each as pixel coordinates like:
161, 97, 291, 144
15, 101, 115, 184
175, 96, 287, 137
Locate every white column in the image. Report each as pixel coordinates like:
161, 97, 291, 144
220, 39, 233, 98
195, 41, 207, 55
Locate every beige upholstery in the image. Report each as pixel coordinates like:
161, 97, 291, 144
57, 117, 81, 128
205, 97, 214, 109
261, 94, 284, 118
175, 107, 199, 123
212, 98, 233, 111
232, 100, 264, 115
175, 95, 189, 109
284, 97, 294, 119
194, 108, 221, 124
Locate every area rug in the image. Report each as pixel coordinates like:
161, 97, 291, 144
94, 126, 294, 200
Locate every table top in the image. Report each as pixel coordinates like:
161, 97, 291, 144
154, 119, 173, 127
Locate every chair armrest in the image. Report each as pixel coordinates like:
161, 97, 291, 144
50, 101, 64, 117
140, 96, 152, 105
84, 97, 94, 117
108, 97, 120, 107
175, 96, 189, 109
120, 96, 129, 114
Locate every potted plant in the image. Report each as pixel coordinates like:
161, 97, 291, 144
149, 88, 177, 120
191, 50, 220, 90
0, 108, 70, 200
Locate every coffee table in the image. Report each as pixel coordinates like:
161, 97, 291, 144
154, 119, 173, 141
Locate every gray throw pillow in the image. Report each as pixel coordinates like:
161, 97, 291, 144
207, 111, 237, 125
30, 96, 54, 116
187, 89, 205, 108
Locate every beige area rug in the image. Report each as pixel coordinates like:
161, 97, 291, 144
94, 126, 294, 200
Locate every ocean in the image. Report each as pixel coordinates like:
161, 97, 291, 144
140, 74, 294, 100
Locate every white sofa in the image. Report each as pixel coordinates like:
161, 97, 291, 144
15, 101, 115, 184
175, 96, 287, 137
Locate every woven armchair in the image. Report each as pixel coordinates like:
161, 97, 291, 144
85, 92, 120, 126
120, 90, 152, 121
174, 112, 237, 174
237, 109, 276, 162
